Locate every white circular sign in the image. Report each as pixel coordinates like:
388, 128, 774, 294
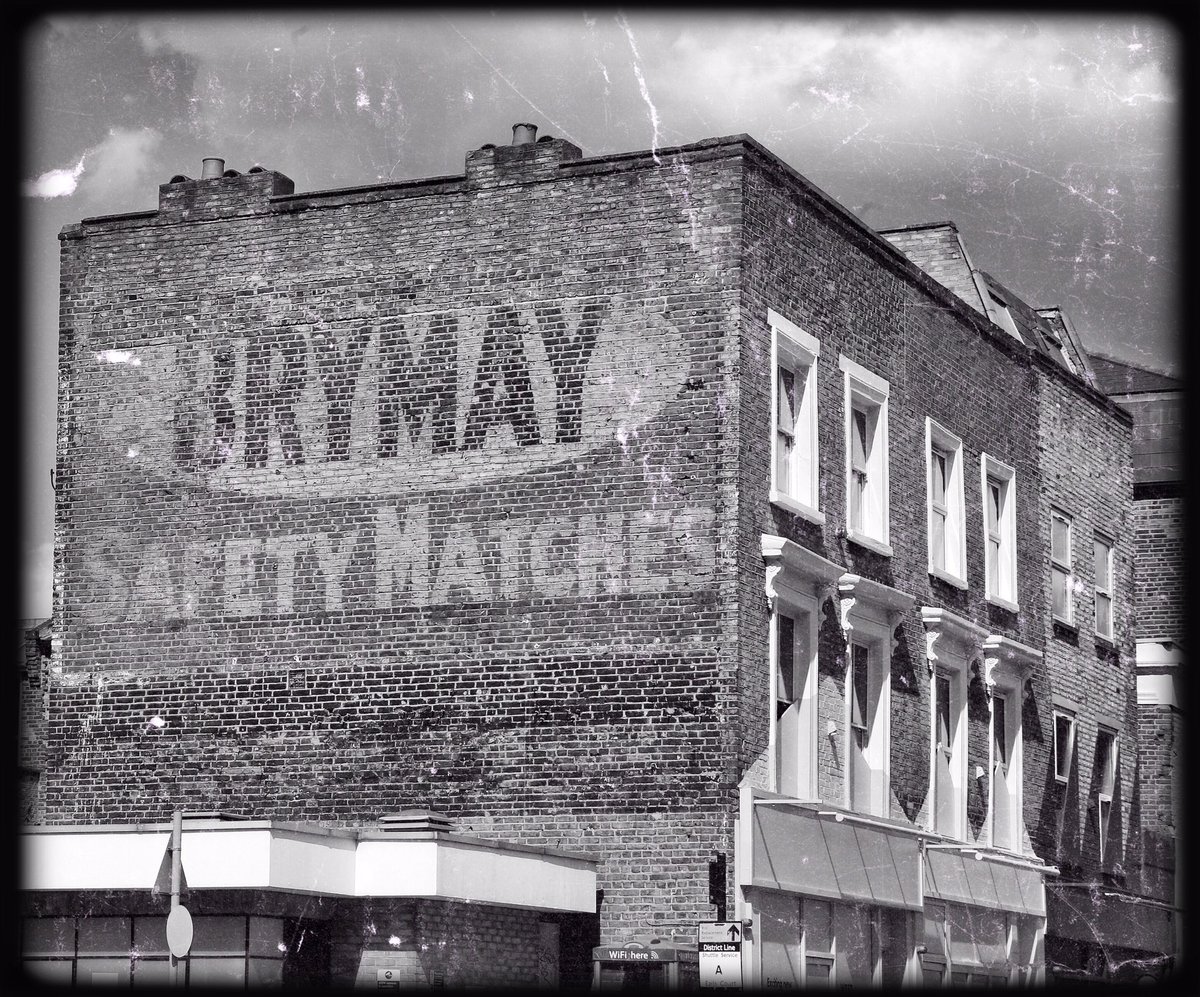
166, 905, 194, 959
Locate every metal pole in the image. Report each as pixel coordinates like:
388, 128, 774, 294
170, 810, 182, 987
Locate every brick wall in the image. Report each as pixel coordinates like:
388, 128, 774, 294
329, 899, 551, 989
1132, 493, 1183, 641
51, 139, 746, 941
879, 223, 986, 317
1136, 703, 1181, 903
1032, 363, 1137, 884
20, 623, 49, 824
735, 151, 1042, 842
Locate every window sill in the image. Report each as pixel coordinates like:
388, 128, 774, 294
1052, 615, 1077, 632
1094, 632, 1116, 649
769, 490, 826, 526
986, 594, 1020, 614
845, 530, 892, 557
929, 567, 968, 590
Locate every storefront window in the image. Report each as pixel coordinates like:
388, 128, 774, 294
21, 914, 287, 988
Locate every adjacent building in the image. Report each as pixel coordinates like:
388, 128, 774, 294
22, 125, 1177, 987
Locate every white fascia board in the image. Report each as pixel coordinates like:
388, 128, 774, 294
21, 824, 596, 912
21, 829, 169, 891
435, 840, 597, 912
268, 828, 358, 895
355, 839, 440, 897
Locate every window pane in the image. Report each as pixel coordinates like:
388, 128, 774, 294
932, 450, 947, 504
936, 676, 951, 750
993, 697, 1007, 767
932, 510, 946, 569
1055, 715, 1074, 779
1093, 539, 1109, 588
777, 613, 795, 712
1097, 732, 1116, 795
987, 480, 1002, 533
778, 367, 796, 433
189, 957, 246, 987
987, 538, 1000, 593
776, 431, 793, 491
191, 916, 245, 956
23, 918, 74, 956
1096, 593, 1112, 636
78, 917, 130, 955
247, 957, 284, 988
133, 960, 172, 988
23, 961, 74, 985
78, 957, 132, 986
248, 917, 284, 958
852, 408, 869, 470
802, 899, 832, 952
1052, 567, 1070, 619
133, 917, 169, 958
1051, 515, 1070, 562
851, 645, 869, 735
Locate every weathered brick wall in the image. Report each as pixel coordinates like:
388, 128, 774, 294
20, 624, 49, 824
1032, 365, 1137, 883
1132, 493, 1183, 641
1136, 703, 1181, 902
735, 151, 1042, 844
328, 899, 549, 989
879, 223, 986, 317
50, 140, 745, 941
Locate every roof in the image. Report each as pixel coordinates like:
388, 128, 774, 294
1089, 354, 1182, 396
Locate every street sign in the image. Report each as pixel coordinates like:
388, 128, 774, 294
165, 905, 193, 959
698, 922, 742, 989
377, 969, 400, 990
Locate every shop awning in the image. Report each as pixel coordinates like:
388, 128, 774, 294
749, 798, 922, 910
21, 819, 596, 914
923, 848, 1045, 916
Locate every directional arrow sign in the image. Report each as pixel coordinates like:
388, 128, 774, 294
698, 922, 742, 989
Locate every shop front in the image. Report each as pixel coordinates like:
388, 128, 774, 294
736, 787, 1053, 987
21, 812, 597, 989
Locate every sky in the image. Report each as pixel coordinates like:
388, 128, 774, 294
19, 11, 1182, 620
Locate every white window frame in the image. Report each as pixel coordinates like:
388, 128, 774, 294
1052, 707, 1077, 785
1096, 725, 1119, 867
762, 536, 843, 803
982, 634, 1038, 855
980, 454, 1017, 611
769, 310, 823, 524
840, 356, 891, 556
921, 607, 988, 842
1050, 507, 1074, 625
1093, 533, 1114, 641
839, 574, 913, 817
926, 420, 966, 587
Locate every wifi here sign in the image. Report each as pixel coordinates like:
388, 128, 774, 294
698, 922, 742, 989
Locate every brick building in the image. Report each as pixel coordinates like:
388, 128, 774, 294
1091, 354, 1184, 952
22, 125, 1176, 987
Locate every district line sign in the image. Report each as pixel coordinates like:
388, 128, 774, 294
698, 921, 742, 989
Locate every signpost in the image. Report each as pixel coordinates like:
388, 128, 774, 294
698, 921, 742, 989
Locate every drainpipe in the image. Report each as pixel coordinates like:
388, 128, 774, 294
170, 811, 182, 986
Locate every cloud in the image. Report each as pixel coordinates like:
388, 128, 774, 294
25, 157, 85, 198
23, 127, 163, 203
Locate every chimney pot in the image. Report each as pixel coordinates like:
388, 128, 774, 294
201, 157, 225, 180
511, 123, 538, 145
